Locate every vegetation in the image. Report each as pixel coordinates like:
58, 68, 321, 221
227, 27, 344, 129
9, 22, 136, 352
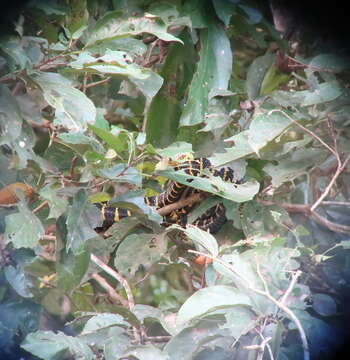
0, 1, 349, 359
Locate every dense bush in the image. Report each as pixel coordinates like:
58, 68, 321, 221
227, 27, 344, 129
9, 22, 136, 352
1, 1, 350, 359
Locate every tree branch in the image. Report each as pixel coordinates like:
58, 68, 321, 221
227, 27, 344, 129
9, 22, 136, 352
157, 192, 206, 216
257, 199, 350, 234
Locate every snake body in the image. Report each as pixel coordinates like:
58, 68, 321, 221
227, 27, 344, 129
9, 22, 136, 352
98, 158, 239, 233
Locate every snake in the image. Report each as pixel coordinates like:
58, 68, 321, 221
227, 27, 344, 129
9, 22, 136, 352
97, 158, 240, 233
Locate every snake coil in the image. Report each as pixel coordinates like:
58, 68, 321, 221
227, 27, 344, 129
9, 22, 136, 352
97, 158, 239, 233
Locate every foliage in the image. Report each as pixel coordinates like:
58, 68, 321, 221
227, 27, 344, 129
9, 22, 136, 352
1, 0, 350, 359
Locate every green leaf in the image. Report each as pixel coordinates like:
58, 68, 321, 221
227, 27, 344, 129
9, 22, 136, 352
246, 52, 275, 100
32, 72, 96, 132
210, 110, 293, 165
312, 293, 337, 317
148, 2, 191, 28
264, 148, 327, 187
56, 247, 90, 292
0, 38, 31, 71
158, 168, 260, 202
238, 4, 263, 24
247, 111, 293, 155
187, 196, 222, 224
339, 240, 350, 249
103, 216, 145, 245
86, 10, 183, 47
163, 320, 228, 360
172, 224, 218, 256
129, 69, 163, 103
212, 0, 237, 26
301, 81, 343, 106
176, 285, 251, 326
114, 233, 167, 277
66, 0, 89, 35
109, 190, 162, 224
31, 0, 67, 15
97, 164, 142, 186
81, 313, 129, 334
56, 215, 91, 292
39, 184, 68, 219
212, 253, 268, 312
222, 306, 257, 339
260, 64, 289, 95
88, 124, 128, 153
4, 192, 44, 249
182, 0, 211, 28
21, 331, 94, 360
66, 189, 102, 254
156, 141, 193, 157
215, 241, 300, 310
16, 92, 44, 124
123, 345, 168, 360
57, 132, 104, 153
132, 304, 162, 323
309, 53, 350, 73
4, 265, 33, 298
70, 50, 149, 79
210, 131, 254, 165
146, 82, 180, 135
88, 37, 147, 57
146, 30, 195, 146
15, 123, 47, 169
0, 84, 23, 145
103, 328, 132, 360
180, 21, 232, 126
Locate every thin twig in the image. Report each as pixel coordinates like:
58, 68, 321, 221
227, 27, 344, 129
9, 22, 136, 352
267, 109, 337, 156
91, 272, 129, 307
90, 254, 134, 309
257, 331, 274, 360
321, 201, 350, 206
11, 82, 23, 95
85, 77, 111, 89
82, 73, 88, 93
280, 270, 302, 305
90, 253, 142, 343
33, 200, 48, 214
41, 234, 56, 241
188, 250, 310, 360
244, 336, 272, 360
268, 110, 350, 212
311, 154, 350, 211
254, 259, 309, 360
143, 335, 171, 342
